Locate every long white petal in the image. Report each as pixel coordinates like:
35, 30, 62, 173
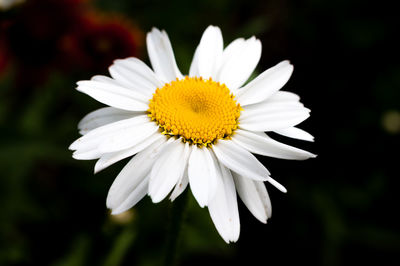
98, 118, 159, 153
189, 25, 223, 79
94, 133, 165, 173
232, 129, 316, 160
217, 37, 261, 91
90, 75, 142, 91
170, 142, 191, 201
169, 171, 189, 202
266, 90, 300, 102
232, 172, 271, 223
70, 115, 150, 152
146, 28, 183, 82
239, 103, 310, 132
106, 138, 167, 211
78, 107, 138, 135
208, 161, 240, 243
236, 61, 294, 106
71, 116, 158, 161
274, 127, 315, 142
148, 139, 188, 203
76, 80, 149, 111
188, 46, 200, 77
188, 146, 218, 207
72, 149, 103, 160
111, 177, 149, 215
109, 57, 164, 97
212, 139, 269, 181
240, 100, 306, 119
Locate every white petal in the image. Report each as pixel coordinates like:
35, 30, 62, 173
217, 37, 262, 91
241, 100, 305, 117
239, 102, 310, 132
188, 146, 218, 207
106, 138, 167, 211
90, 74, 151, 97
111, 177, 148, 215
78, 107, 138, 135
98, 118, 159, 153
189, 25, 223, 79
170, 142, 191, 201
109, 57, 164, 97
146, 28, 183, 82
212, 139, 269, 181
268, 177, 287, 193
232, 129, 316, 160
76, 80, 149, 111
90, 75, 130, 87
208, 161, 240, 243
72, 149, 103, 160
169, 170, 189, 202
148, 139, 187, 203
274, 127, 315, 142
70, 116, 148, 151
236, 61, 294, 106
267, 90, 300, 102
94, 133, 165, 173
232, 172, 271, 223
70, 115, 156, 157
188, 46, 200, 77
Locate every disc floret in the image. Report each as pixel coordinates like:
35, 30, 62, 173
148, 77, 241, 146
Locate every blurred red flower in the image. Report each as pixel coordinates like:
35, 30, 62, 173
59, 11, 143, 73
0, 0, 143, 86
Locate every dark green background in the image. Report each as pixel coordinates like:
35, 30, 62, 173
0, 0, 399, 265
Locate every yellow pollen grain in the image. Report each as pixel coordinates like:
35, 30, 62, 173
148, 76, 241, 146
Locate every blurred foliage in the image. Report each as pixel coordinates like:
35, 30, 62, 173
0, 0, 399, 265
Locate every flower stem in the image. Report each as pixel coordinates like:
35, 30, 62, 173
164, 189, 190, 266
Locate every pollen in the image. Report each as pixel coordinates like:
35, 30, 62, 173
148, 76, 242, 146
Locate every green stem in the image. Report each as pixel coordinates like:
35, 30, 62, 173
164, 189, 190, 266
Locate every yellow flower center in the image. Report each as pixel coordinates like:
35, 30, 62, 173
148, 77, 241, 146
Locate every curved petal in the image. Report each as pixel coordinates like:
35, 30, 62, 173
170, 169, 189, 202
236, 61, 294, 106
70, 115, 149, 151
239, 102, 310, 132
188, 146, 218, 207
90, 75, 138, 89
232, 129, 316, 160
70, 115, 157, 157
76, 80, 149, 111
109, 57, 164, 97
216, 37, 261, 91
98, 118, 159, 153
111, 178, 149, 215
72, 149, 103, 160
148, 139, 188, 203
212, 139, 269, 181
78, 107, 138, 135
189, 25, 223, 79
106, 138, 167, 212
266, 90, 300, 102
188, 46, 200, 77
94, 133, 165, 173
146, 28, 183, 82
274, 127, 315, 142
170, 142, 191, 201
208, 161, 240, 243
212, 139, 287, 193
232, 172, 271, 223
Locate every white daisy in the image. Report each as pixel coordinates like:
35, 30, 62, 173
70, 26, 316, 243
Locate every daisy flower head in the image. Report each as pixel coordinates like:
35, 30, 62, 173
70, 26, 316, 243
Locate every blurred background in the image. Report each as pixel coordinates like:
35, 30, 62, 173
0, 0, 399, 265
